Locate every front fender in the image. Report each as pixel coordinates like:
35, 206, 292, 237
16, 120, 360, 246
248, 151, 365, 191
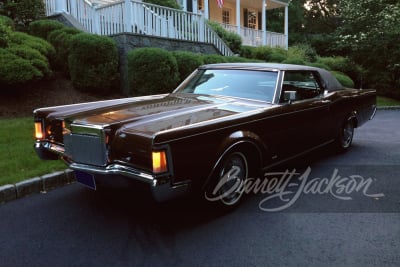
202, 130, 266, 189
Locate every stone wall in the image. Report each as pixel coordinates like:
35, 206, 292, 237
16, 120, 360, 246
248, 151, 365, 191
111, 33, 221, 95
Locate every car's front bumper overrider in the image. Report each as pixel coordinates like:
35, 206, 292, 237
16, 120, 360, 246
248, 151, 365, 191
34, 141, 190, 202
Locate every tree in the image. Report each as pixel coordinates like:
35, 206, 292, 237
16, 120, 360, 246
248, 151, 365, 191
0, 0, 45, 29
303, 0, 340, 33
266, 0, 339, 44
333, 0, 400, 94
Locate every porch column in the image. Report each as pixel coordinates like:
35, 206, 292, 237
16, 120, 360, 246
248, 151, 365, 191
193, 0, 198, 14
236, 0, 241, 35
124, 0, 133, 33
55, 0, 67, 13
182, 0, 187, 12
262, 0, 266, 46
284, 5, 289, 49
204, 0, 209, 19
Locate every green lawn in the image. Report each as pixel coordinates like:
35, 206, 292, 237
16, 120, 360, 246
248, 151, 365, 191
377, 96, 400, 106
0, 117, 65, 186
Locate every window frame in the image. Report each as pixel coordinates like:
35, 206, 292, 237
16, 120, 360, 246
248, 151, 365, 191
279, 70, 324, 103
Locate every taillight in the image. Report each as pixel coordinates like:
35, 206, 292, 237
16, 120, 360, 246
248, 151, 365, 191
152, 151, 168, 173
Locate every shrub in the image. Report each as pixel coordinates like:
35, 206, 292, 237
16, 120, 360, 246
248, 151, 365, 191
0, 19, 12, 48
28, 19, 65, 40
307, 62, 331, 71
252, 46, 274, 62
281, 58, 306, 65
6, 45, 51, 77
240, 45, 255, 59
268, 52, 287, 63
316, 57, 349, 72
0, 15, 15, 30
9, 31, 55, 60
207, 21, 242, 54
317, 56, 364, 87
224, 56, 253, 63
288, 44, 317, 63
68, 33, 119, 94
223, 31, 242, 54
128, 48, 179, 95
0, 49, 43, 88
47, 27, 81, 73
202, 54, 227, 64
173, 51, 203, 83
331, 71, 355, 88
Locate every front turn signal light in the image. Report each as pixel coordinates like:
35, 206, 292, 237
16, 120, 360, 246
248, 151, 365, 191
152, 151, 168, 173
34, 121, 44, 140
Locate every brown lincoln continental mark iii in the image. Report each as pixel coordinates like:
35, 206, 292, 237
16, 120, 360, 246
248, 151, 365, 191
34, 63, 376, 207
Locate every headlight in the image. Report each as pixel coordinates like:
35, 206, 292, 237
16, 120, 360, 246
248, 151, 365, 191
34, 121, 44, 140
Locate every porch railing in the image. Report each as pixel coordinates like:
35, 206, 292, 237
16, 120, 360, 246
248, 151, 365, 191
221, 23, 286, 48
44, 0, 233, 56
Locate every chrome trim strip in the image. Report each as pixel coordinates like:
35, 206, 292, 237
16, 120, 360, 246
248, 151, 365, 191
39, 141, 65, 155
68, 162, 157, 185
262, 139, 335, 171
70, 124, 106, 136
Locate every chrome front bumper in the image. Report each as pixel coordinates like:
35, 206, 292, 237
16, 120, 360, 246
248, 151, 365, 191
34, 141, 190, 202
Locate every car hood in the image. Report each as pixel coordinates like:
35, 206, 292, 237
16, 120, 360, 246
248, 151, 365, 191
69, 93, 270, 137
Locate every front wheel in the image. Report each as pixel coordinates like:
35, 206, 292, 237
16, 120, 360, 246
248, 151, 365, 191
204, 152, 248, 208
335, 117, 355, 151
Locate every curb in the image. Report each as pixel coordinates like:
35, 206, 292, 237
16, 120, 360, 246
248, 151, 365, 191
377, 106, 400, 110
0, 169, 76, 205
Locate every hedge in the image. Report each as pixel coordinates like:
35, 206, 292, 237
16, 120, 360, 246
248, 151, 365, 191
47, 27, 81, 74
68, 33, 119, 94
0, 49, 43, 88
316, 57, 351, 73
207, 21, 242, 54
287, 44, 317, 63
281, 58, 306, 65
0, 19, 12, 48
173, 51, 203, 83
224, 56, 253, 63
28, 19, 65, 40
331, 71, 355, 88
307, 62, 332, 71
128, 48, 179, 95
202, 54, 227, 64
9, 31, 55, 61
239, 45, 255, 59
6, 45, 51, 77
0, 25, 54, 89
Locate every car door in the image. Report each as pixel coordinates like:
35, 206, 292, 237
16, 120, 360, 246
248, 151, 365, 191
277, 70, 333, 155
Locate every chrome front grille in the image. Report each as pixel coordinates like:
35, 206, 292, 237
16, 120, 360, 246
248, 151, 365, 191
64, 124, 107, 166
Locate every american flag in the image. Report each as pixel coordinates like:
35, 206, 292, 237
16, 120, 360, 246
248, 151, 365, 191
216, 0, 224, 9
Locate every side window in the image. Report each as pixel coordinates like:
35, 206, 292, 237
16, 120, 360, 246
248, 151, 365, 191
280, 71, 322, 103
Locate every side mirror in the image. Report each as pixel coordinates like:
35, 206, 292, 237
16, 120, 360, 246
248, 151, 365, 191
284, 90, 297, 104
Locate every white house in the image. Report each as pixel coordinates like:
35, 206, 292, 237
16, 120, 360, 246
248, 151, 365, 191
44, 0, 288, 56
179, 0, 289, 47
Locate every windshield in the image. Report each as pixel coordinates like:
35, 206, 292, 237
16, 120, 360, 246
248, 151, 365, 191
175, 69, 279, 102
